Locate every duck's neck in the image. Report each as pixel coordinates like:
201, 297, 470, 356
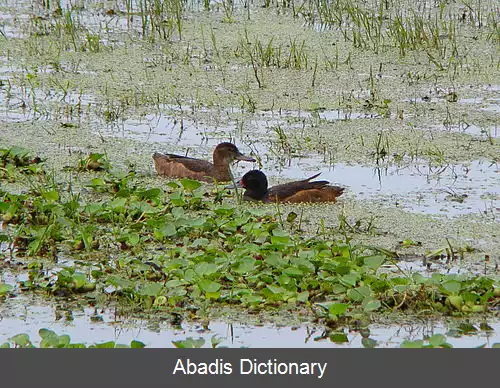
212, 154, 231, 181
244, 188, 268, 201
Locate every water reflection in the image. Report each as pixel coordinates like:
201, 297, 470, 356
0, 300, 498, 348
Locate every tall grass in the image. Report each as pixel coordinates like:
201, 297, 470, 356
138, 0, 185, 41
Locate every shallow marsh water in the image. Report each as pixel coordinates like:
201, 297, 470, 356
1, 300, 499, 348
1, 0, 500, 347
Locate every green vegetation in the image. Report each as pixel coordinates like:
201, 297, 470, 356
1, 0, 500, 347
1, 329, 145, 348
1, 147, 498, 328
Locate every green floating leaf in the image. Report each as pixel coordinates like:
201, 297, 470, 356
92, 341, 117, 348
447, 295, 463, 310
297, 291, 309, 303
340, 272, 359, 288
442, 280, 462, 294
8, 146, 30, 158
39, 328, 56, 340
71, 272, 87, 289
338, 244, 351, 258
331, 284, 346, 295
462, 291, 480, 305
205, 291, 221, 299
232, 258, 256, 274
88, 153, 105, 161
172, 337, 205, 348
131, 340, 146, 349
180, 178, 202, 191
106, 276, 135, 290
211, 335, 223, 348
160, 222, 177, 237
213, 205, 234, 217
412, 273, 429, 284
428, 334, 448, 348
84, 203, 103, 216
127, 233, 141, 246
195, 262, 218, 277
266, 285, 286, 295
282, 267, 303, 277
362, 297, 381, 312
167, 181, 181, 189
363, 255, 386, 270
271, 229, 290, 244
9, 334, 32, 348
185, 217, 206, 227
362, 337, 377, 348
184, 269, 196, 282
164, 279, 186, 289
171, 206, 185, 218
347, 286, 372, 302
140, 188, 161, 200
88, 178, 106, 187
329, 332, 349, 343
42, 190, 59, 202
265, 252, 284, 267
400, 340, 424, 348
198, 279, 221, 293
291, 257, 315, 273
114, 344, 130, 349
108, 198, 127, 212
328, 303, 348, 317
40, 330, 71, 348
139, 282, 164, 297
241, 294, 264, 305
0, 283, 13, 296
190, 237, 210, 248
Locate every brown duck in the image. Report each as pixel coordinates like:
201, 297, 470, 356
153, 142, 255, 182
238, 170, 344, 203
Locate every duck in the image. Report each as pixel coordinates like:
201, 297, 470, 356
237, 170, 344, 203
153, 142, 255, 182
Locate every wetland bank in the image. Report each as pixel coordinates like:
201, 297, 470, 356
0, 0, 500, 347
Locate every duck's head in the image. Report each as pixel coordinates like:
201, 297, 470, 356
213, 142, 256, 164
240, 170, 268, 201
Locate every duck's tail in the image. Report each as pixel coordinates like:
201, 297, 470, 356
303, 172, 322, 182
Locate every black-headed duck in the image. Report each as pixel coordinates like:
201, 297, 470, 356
238, 170, 344, 203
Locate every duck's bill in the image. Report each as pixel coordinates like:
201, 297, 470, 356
235, 153, 256, 162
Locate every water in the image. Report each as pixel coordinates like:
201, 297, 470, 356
1, 300, 498, 348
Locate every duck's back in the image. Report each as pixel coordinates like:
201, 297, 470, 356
267, 173, 343, 203
277, 186, 344, 203
153, 152, 215, 182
